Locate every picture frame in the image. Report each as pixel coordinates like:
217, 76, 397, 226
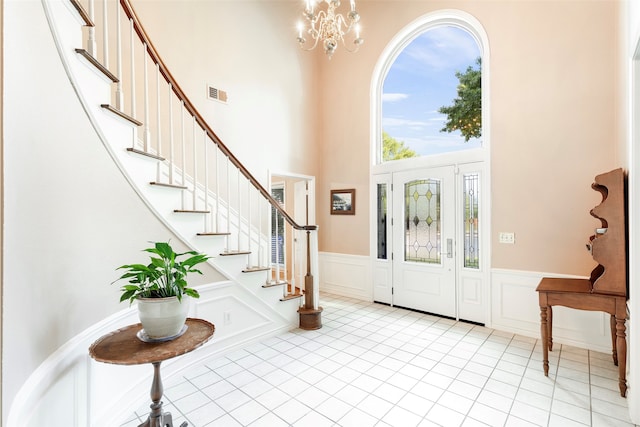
330, 189, 356, 215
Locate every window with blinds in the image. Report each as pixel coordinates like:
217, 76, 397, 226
271, 186, 285, 265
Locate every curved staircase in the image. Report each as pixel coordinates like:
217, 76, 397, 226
7, 0, 321, 425
59, 0, 320, 322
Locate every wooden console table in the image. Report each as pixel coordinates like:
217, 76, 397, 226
89, 318, 215, 427
537, 277, 627, 396
536, 168, 628, 397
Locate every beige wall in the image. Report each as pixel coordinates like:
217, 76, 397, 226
133, 0, 622, 277
318, 0, 622, 276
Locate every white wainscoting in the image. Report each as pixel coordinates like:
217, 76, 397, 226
319, 257, 618, 354
7, 281, 295, 427
490, 269, 616, 353
319, 252, 373, 302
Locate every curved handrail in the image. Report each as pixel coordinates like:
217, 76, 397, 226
120, 0, 316, 232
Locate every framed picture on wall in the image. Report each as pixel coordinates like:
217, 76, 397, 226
330, 189, 356, 215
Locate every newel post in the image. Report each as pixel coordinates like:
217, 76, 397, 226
298, 228, 323, 330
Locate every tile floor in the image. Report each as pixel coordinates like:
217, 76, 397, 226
120, 294, 636, 427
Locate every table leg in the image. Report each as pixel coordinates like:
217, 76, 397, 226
540, 305, 549, 376
615, 315, 627, 397
547, 306, 553, 352
610, 314, 618, 366
138, 362, 188, 427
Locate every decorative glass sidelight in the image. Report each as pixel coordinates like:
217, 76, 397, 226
463, 173, 480, 268
405, 179, 441, 264
377, 183, 388, 259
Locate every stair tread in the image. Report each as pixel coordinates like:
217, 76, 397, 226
220, 250, 251, 256
197, 232, 232, 236
263, 280, 288, 288
76, 49, 118, 82
103, 105, 143, 126
125, 147, 164, 161
243, 266, 270, 273
150, 181, 187, 190
280, 293, 304, 302
174, 209, 210, 214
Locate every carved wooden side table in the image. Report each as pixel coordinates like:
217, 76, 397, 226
89, 318, 215, 427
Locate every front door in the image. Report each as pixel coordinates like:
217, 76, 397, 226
392, 166, 457, 318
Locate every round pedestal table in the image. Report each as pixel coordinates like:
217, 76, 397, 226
89, 318, 215, 427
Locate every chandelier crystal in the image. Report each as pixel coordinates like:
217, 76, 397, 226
297, 0, 364, 58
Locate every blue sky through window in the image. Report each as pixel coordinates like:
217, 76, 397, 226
383, 26, 482, 157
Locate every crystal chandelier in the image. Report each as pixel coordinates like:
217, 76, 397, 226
296, 0, 364, 58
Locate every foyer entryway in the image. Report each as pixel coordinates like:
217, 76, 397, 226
373, 162, 485, 324
370, 11, 491, 325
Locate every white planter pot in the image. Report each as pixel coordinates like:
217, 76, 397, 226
137, 296, 190, 339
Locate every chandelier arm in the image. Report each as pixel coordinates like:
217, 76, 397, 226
340, 37, 363, 53
335, 14, 351, 34
300, 35, 321, 52
335, 14, 362, 53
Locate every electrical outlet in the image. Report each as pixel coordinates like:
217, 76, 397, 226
224, 311, 232, 325
499, 232, 515, 244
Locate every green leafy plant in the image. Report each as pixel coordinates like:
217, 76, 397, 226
114, 241, 210, 304
382, 131, 417, 161
439, 57, 482, 142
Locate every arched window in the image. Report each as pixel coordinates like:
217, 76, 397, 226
371, 10, 490, 166
383, 27, 481, 161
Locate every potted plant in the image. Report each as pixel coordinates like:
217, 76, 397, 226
114, 241, 210, 340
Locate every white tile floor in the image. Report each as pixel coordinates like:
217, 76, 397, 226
119, 294, 636, 427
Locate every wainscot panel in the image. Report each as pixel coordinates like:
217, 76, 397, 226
491, 269, 614, 353
319, 252, 373, 301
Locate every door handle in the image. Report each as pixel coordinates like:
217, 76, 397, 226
446, 239, 453, 258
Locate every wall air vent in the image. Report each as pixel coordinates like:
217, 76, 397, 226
207, 85, 228, 104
